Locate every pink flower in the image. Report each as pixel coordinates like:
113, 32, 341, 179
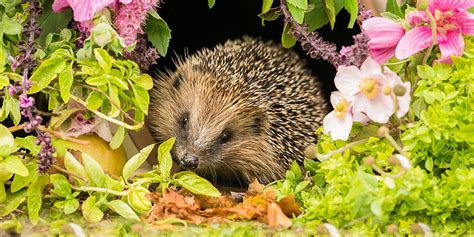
113, 0, 158, 45
362, 17, 405, 64
335, 58, 394, 123
323, 92, 354, 141
53, 0, 131, 22
395, 0, 474, 63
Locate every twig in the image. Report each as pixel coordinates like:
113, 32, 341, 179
316, 138, 370, 161
37, 126, 90, 145
422, 10, 437, 65
75, 83, 138, 124
384, 133, 408, 156
52, 164, 87, 182
69, 94, 144, 130
8, 123, 26, 133
72, 186, 129, 196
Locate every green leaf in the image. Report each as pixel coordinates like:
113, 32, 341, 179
131, 74, 153, 90
370, 200, 383, 217
108, 84, 121, 118
6, 95, 21, 125
289, 161, 302, 179
85, 75, 109, 86
28, 57, 66, 94
0, 156, 29, 177
425, 157, 433, 171
145, 10, 172, 57
123, 144, 155, 180
11, 163, 38, 193
63, 198, 80, 214
261, 0, 274, 25
323, 0, 336, 29
294, 180, 310, 193
48, 108, 81, 130
0, 182, 5, 203
0, 124, 14, 157
85, 91, 104, 111
287, 0, 307, 9
208, 0, 216, 8
287, 2, 306, 24
64, 152, 88, 181
37, 0, 72, 43
386, 0, 403, 18
50, 174, 72, 198
157, 137, 176, 179
59, 62, 74, 103
82, 196, 104, 223
304, 0, 343, 31
174, 171, 221, 197
106, 200, 140, 221
110, 126, 125, 150
453, 124, 474, 143
1, 15, 22, 35
132, 85, 150, 114
0, 189, 26, 217
344, 0, 358, 28
281, 22, 297, 48
259, 8, 282, 25
82, 152, 106, 187
27, 175, 49, 225
94, 48, 113, 73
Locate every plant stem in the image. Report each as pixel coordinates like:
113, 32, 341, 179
384, 133, 408, 156
8, 124, 26, 133
51, 164, 87, 182
37, 126, 90, 145
69, 94, 144, 130
422, 10, 437, 65
72, 186, 129, 196
315, 138, 370, 161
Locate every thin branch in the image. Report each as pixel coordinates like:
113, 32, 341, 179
422, 10, 437, 65
8, 123, 26, 133
71, 186, 129, 196
316, 138, 370, 161
52, 164, 87, 182
37, 126, 90, 145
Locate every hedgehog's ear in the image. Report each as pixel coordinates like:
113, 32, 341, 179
249, 108, 269, 135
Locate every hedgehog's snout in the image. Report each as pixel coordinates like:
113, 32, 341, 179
178, 153, 200, 170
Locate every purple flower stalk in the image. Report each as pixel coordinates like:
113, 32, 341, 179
114, 0, 158, 46
13, 0, 55, 173
124, 38, 159, 70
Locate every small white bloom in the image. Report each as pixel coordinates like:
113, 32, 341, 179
384, 177, 396, 189
323, 223, 340, 237
394, 154, 412, 169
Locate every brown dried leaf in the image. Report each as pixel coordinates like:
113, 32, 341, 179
267, 202, 292, 229
277, 195, 301, 216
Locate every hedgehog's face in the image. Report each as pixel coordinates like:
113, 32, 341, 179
149, 67, 284, 186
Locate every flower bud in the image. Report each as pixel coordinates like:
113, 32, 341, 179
387, 156, 399, 166
92, 23, 113, 47
127, 186, 152, 214
386, 224, 398, 234
364, 156, 375, 165
393, 84, 407, 96
416, 0, 428, 10
382, 85, 392, 95
304, 145, 317, 159
377, 126, 389, 138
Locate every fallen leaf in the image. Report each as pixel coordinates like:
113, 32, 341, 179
267, 202, 292, 228
277, 195, 301, 217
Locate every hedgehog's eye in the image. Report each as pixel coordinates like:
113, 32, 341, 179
219, 130, 232, 144
180, 114, 189, 129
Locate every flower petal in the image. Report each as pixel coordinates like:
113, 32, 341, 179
456, 10, 474, 35
431, 0, 474, 10
323, 111, 353, 141
354, 93, 394, 123
437, 30, 464, 63
395, 26, 433, 60
52, 0, 70, 12
353, 111, 370, 125
362, 17, 405, 42
68, 0, 115, 22
360, 57, 382, 77
369, 47, 396, 65
330, 91, 346, 107
334, 65, 362, 96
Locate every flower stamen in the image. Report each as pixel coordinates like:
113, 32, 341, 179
359, 77, 380, 99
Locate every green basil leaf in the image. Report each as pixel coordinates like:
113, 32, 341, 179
82, 152, 106, 187
294, 180, 310, 193
85, 75, 108, 86
157, 137, 176, 179
6, 96, 21, 125
174, 171, 221, 197
287, 2, 306, 24
0, 124, 14, 157
59, 62, 74, 103
304, 0, 343, 31
105, 200, 140, 221
0, 189, 26, 217
0, 156, 29, 177
109, 126, 125, 150
0, 182, 5, 203
122, 144, 155, 180
132, 84, 150, 115
261, 0, 274, 25
82, 196, 104, 223
11, 163, 38, 193
145, 10, 171, 57
131, 74, 153, 90
344, 0, 358, 28
108, 85, 121, 118
50, 174, 72, 198
48, 108, 81, 130
94, 48, 113, 73
386, 0, 403, 18
85, 91, 104, 111
28, 57, 66, 94
323, 0, 336, 29
208, 0, 215, 8
64, 151, 88, 182
281, 22, 297, 48
27, 175, 49, 225
1, 15, 22, 35
63, 198, 80, 214
37, 0, 72, 43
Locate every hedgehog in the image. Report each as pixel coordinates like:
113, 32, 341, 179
147, 37, 328, 186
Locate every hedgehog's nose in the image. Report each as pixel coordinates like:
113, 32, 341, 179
180, 154, 199, 170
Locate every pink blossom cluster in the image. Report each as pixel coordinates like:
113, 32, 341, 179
363, 0, 474, 64
323, 58, 411, 141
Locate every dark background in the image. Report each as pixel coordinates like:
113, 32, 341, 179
155, 0, 362, 100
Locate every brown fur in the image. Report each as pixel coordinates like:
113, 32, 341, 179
147, 37, 327, 185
